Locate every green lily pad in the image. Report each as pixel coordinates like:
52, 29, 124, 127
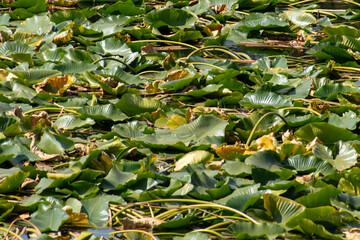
115, 93, 163, 116
174, 150, 214, 171
87, 38, 132, 56
241, 91, 292, 109
37, 128, 74, 154
144, 8, 197, 29
54, 115, 95, 130
0, 171, 29, 193
294, 122, 358, 145
137, 115, 227, 146
313, 141, 358, 171
78, 104, 128, 121
15, 15, 53, 35
31, 207, 69, 232
228, 222, 286, 240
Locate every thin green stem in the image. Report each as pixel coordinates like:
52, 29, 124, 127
333, 66, 360, 72
131, 40, 199, 50
107, 206, 143, 226
192, 229, 226, 239
288, 0, 314, 6
138, 70, 160, 76
24, 107, 80, 115
144, 199, 258, 224
280, 107, 322, 116
245, 112, 289, 147
341, 0, 360, 7
245, 107, 322, 147
50, 162, 70, 170
156, 209, 189, 220
304, 9, 338, 17
0, 227, 24, 240
189, 62, 225, 71
206, 221, 233, 230
187, 46, 252, 60
154, 232, 185, 237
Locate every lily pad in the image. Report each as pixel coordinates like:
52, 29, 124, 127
241, 92, 292, 109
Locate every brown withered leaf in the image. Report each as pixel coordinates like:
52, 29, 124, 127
185, 107, 195, 123
145, 80, 165, 94
64, 213, 89, 228
310, 100, 330, 114
207, 160, 225, 170
124, 147, 138, 159
213, 4, 226, 14
345, 228, 360, 240
295, 173, 314, 183
141, 44, 158, 55
15, 107, 52, 132
200, 24, 223, 37
162, 52, 176, 70
306, 137, 322, 151
215, 145, 245, 160
33, 75, 76, 95
21, 176, 39, 189
53, 29, 73, 45
120, 217, 164, 232
164, 69, 190, 82
74, 143, 91, 157
189, 0, 199, 6
255, 133, 278, 151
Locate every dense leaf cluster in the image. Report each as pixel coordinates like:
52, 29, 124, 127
1, 0, 360, 239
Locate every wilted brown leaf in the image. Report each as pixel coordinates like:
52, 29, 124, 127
53, 29, 73, 45
345, 228, 360, 240
255, 133, 277, 151
120, 217, 164, 231
64, 213, 89, 227
295, 173, 314, 183
164, 69, 190, 81
215, 145, 245, 160
141, 44, 158, 55
33, 75, 76, 95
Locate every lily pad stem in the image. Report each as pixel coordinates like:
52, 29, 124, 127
341, 0, 360, 7
186, 46, 252, 60
206, 221, 233, 230
24, 107, 80, 115
333, 66, 360, 73
189, 62, 225, 71
280, 107, 321, 116
192, 229, 226, 239
245, 107, 321, 147
131, 40, 199, 50
145, 199, 258, 224
245, 112, 289, 147
0, 227, 24, 240
92, 57, 136, 74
